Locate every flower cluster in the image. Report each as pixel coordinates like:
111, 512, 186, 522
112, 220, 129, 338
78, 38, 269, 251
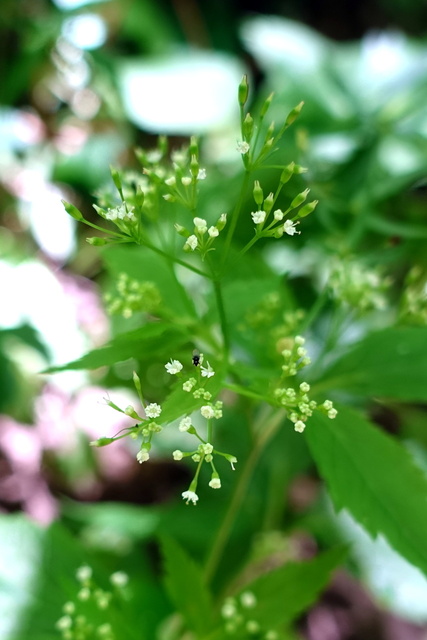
104, 273, 162, 318
221, 590, 278, 639
399, 265, 427, 325
329, 259, 390, 312
177, 213, 227, 258
55, 566, 129, 640
274, 336, 337, 433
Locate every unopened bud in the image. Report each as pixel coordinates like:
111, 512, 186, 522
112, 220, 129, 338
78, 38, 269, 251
260, 92, 274, 117
216, 213, 227, 231
290, 188, 310, 209
238, 75, 249, 106
190, 155, 199, 178
285, 101, 304, 127
189, 136, 199, 159
86, 237, 109, 246
110, 166, 122, 192
62, 200, 84, 221
253, 180, 263, 206
243, 113, 254, 140
297, 200, 318, 218
174, 223, 190, 237
293, 164, 308, 174
90, 437, 115, 447
263, 192, 274, 214
280, 162, 295, 184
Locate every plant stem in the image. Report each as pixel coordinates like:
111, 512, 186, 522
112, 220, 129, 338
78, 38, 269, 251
212, 278, 230, 360
142, 240, 210, 279
203, 407, 286, 584
221, 171, 251, 271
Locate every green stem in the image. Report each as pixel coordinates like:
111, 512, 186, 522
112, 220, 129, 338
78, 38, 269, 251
212, 278, 230, 359
203, 407, 286, 584
142, 240, 210, 279
221, 171, 251, 271
299, 285, 330, 334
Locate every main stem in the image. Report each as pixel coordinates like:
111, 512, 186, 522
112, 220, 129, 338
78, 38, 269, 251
204, 407, 286, 584
221, 171, 251, 272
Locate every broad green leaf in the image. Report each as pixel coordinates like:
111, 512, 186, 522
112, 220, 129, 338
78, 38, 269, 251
103, 246, 196, 318
306, 405, 427, 577
46, 322, 188, 372
161, 536, 213, 637
202, 547, 345, 640
315, 326, 427, 401
237, 546, 345, 629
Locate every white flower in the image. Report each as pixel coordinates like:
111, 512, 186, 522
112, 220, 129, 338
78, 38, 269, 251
165, 359, 183, 374
110, 572, 129, 588
76, 566, 92, 582
56, 616, 73, 631
273, 209, 284, 221
193, 217, 207, 233
323, 399, 333, 410
183, 378, 196, 392
173, 450, 183, 460
201, 405, 215, 419
165, 176, 176, 186
184, 235, 198, 251
236, 141, 250, 154
203, 443, 214, 454
181, 176, 192, 186
251, 210, 266, 224
240, 591, 257, 608
294, 421, 306, 433
145, 403, 161, 418
182, 490, 199, 505
208, 226, 219, 238
299, 382, 310, 393
137, 449, 150, 463
219, 213, 227, 225
197, 168, 207, 180
179, 416, 192, 432
328, 408, 338, 419
209, 477, 221, 489
283, 219, 300, 236
200, 362, 215, 378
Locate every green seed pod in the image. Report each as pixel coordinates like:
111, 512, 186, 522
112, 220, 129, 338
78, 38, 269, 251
285, 101, 304, 127
290, 188, 310, 209
238, 74, 249, 106
297, 200, 318, 218
110, 166, 122, 192
86, 237, 109, 246
242, 113, 254, 140
260, 92, 274, 117
279, 162, 295, 184
253, 180, 263, 207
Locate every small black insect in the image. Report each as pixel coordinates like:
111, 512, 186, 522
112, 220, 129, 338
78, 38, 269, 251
192, 349, 201, 366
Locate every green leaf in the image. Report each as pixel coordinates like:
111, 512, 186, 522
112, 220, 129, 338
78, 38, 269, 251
238, 546, 345, 630
45, 322, 188, 372
306, 405, 427, 577
316, 326, 427, 401
160, 536, 214, 637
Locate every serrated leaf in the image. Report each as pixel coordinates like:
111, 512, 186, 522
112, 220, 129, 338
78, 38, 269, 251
160, 536, 213, 637
306, 405, 427, 577
315, 327, 427, 401
45, 323, 188, 372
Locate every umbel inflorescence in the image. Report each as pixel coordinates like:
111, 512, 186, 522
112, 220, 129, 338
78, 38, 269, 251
64, 76, 337, 505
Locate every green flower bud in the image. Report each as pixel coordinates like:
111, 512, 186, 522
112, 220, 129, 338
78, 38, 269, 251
110, 166, 122, 192
263, 192, 275, 214
273, 226, 284, 238
190, 154, 199, 178
86, 237, 109, 246
238, 75, 249, 106
189, 136, 199, 159
90, 437, 115, 447
290, 188, 310, 209
285, 101, 304, 127
242, 113, 254, 140
260, 91, 274, 117
61, 200, 84, 221
174, 223, 190, 237
297, 200, 318, 218
253, 180, 263, 207
280, 162, 295, 184
293, 164, 308, 174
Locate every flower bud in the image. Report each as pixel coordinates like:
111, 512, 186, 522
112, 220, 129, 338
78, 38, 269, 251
280, 162, 295, 184
290, 188, 310, 209
216, 213, 227, 230
263, 192, 274, 214
242, 113, 254, 140
90, 437, 115, 447
285, 101, 304, 127
238, 75, 249, 106
174, 223, 190, 237
62, 200, 84, 221
293, 164, 308, 174
189, 136, 199, 159
190, 154, 199, 178
86, 237, 109, 246
260, 91, 274, 117
297, 200, 318, 218
253, 180, 263, 206
110, 166, 122, 192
